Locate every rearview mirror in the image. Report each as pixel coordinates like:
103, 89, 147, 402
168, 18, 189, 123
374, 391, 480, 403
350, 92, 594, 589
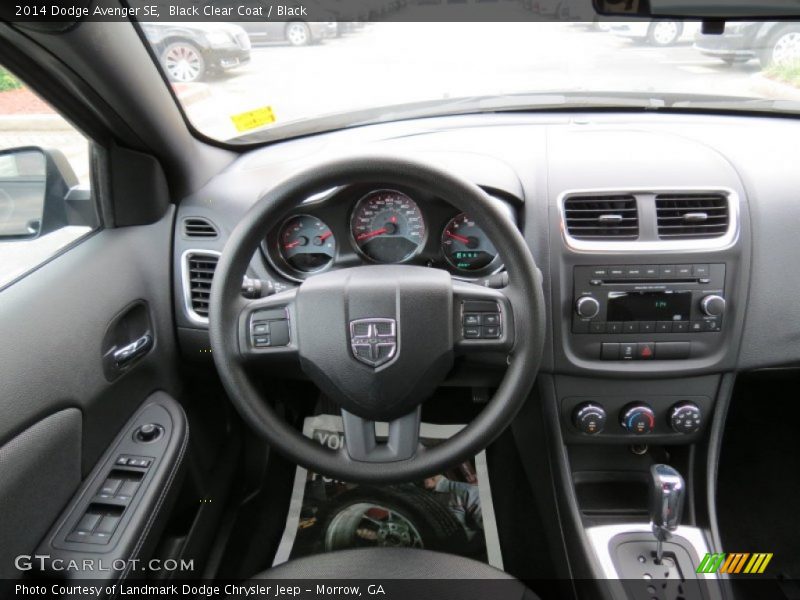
593, 0, 800, 19
0, 146, 78, 240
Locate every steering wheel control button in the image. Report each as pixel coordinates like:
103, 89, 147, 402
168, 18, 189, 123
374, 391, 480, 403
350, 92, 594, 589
481, 313, 500, 326
669, 402, 702, 434
620, 404, 656, 435
463, 313, 482, 326
573, 403, 607, 435
461, 301, 502, 340
250, 308, 291, 348
482, 326, 501, 338
134, 423, 163, 443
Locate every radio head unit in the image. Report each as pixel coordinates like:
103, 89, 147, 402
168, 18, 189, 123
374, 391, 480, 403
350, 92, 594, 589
571, 264, 726, 359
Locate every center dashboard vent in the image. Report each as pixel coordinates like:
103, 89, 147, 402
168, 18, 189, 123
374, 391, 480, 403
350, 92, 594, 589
183, 217, 218, 238
655, 193, 729, 239
185, 252, 219, 320
564, 195, 639, 240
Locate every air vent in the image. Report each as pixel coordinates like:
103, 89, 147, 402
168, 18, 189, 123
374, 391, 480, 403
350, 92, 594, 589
185, 252, 219, 320
564, 195, 639, 240
183, 217, 218, 238
656, 193, 729, 239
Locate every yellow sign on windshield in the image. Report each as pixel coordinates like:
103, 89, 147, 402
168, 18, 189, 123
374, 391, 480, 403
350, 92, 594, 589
230, 106, 276, 133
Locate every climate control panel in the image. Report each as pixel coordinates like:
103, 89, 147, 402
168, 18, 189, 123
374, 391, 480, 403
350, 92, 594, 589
566, 397, 708, 442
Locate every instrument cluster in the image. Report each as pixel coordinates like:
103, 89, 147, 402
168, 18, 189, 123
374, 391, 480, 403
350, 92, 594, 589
263, 186, 515, 282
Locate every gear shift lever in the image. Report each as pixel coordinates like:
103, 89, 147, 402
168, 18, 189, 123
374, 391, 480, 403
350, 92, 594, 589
649, 464, 685, 564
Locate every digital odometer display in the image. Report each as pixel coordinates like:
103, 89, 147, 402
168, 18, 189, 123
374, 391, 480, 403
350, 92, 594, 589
351, 190, 426, 263
607, 291, 692, 322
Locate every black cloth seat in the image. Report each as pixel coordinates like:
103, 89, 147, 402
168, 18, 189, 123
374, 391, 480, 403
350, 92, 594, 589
243, 548, 539, 600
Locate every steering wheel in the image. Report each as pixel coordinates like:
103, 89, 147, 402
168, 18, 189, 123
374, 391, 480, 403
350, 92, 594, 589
209, 156, 545, 483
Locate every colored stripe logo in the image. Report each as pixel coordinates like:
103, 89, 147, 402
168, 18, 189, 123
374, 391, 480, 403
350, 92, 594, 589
697, 552, 773, 574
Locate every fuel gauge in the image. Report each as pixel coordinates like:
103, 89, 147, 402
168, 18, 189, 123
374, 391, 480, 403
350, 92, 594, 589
278, 215, 335, 273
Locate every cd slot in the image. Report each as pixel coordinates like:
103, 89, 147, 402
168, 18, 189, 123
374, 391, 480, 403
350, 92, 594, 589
599, 278, 699, 285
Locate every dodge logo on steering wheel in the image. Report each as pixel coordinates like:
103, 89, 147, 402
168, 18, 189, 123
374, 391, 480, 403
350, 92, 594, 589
350, 318, 397, 368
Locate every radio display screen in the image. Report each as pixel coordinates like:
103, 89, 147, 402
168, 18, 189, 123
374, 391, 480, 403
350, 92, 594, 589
607, 291, 692, 322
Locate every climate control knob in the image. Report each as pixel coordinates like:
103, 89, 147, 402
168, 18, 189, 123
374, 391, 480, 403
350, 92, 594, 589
669, 402, 702, 434
573, 403, 607, 435
701, 295, 726, 317
575, 296, 600, 319
620, 403, 655, 435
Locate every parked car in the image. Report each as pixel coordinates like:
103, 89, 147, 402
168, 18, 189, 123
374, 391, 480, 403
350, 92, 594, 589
608, 19, 701, 46
234, 0, 340, 46
695, 21, 800, 67
141, 22, 251, 83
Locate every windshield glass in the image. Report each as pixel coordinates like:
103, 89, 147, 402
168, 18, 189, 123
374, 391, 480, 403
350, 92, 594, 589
140, 15, 800, 143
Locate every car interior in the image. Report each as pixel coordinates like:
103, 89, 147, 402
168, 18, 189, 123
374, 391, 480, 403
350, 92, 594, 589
2, 1, 800, 599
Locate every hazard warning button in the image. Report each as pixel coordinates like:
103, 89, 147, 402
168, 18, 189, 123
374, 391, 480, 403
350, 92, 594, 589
637, 343, 655, 360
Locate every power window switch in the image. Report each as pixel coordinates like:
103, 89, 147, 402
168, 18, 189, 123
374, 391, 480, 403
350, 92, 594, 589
117, 481, 139, 501
75, 513, 102, 534
66, 530, 93, 543
99, 478, 122, 497
96, 515, 121, 536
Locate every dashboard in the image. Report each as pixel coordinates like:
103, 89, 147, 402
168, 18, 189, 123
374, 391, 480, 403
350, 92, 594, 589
172, 109, 800, 384
262, 185, 516, 283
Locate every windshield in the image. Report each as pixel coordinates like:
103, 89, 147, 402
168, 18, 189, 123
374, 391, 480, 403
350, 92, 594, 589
140, 16, 800, 143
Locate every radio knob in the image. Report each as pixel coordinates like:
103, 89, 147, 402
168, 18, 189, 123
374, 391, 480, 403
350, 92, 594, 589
701, 295, 726, 317
575, 296, 600, 319
620, 403, 655, 435
573, 403, 607, 435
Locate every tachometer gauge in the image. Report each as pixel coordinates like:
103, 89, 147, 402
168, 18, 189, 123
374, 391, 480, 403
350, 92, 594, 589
278, 215, 335, 273
442, 213, 499, 272
350, 190, 426, 263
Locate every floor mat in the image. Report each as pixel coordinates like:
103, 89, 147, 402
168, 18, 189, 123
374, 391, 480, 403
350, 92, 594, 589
273, 415, 503, 569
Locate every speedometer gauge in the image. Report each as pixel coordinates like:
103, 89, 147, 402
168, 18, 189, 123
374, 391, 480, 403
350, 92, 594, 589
442, 213, 498, 272
278, 215, 335, 273
350, 190, 426, 263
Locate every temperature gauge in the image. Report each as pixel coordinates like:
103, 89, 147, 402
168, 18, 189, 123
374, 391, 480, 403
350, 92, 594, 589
278, 215, 335, 273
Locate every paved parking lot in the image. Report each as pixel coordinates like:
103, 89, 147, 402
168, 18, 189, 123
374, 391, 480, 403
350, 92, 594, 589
185, 20, 766, 139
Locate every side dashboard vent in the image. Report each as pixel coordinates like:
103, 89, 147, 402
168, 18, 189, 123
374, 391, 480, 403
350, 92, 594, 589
185, 252, 219, 320
183, 217, 219, 238
656, 193, 729, 239
564, 195, 639, 240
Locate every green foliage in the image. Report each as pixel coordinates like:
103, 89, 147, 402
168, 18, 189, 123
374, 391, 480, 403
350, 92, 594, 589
765, 60, 800, 88
0, 67, 22, 92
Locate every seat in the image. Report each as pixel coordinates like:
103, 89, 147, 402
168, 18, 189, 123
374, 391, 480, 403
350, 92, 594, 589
244, 547, 539, 600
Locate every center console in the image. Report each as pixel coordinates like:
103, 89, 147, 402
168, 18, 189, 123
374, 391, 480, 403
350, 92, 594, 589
541, 140, 751, 596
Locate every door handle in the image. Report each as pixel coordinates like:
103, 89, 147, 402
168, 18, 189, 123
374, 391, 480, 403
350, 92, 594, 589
113, 334, 153, 367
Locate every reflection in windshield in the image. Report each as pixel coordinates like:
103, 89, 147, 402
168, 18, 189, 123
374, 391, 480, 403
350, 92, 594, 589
141, 15, 800, 142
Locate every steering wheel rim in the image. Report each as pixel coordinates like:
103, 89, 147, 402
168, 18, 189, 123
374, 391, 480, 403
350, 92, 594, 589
209, 156, 545, 483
